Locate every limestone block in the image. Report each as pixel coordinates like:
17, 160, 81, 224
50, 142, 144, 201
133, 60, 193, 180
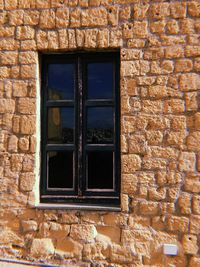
147, 147, 179, 160
20, 172, 35, 192
20, 115, 36, 134
19, 0, 36, 9
108, 6, 118, 26
110, 244, 135, 264
121, 61, 140, 76
166, 19, 179, 34
5, 0, 18, 10
150, 20, 165, 34
142, 100, 163, 114
96, 226, 120, 243
56, 8, 69, 28
9, 10, 24, 26
149, 3, 170, 19
40, 9, 55, 29
170, 2, 186, 18
16, 26, 35, 40
143, 158, 167, 170
110, 29, 123, 47
133, 4, 149, 20
189, 257, 200, 267
24, 10, 40, 25
82, 8, 107, 27
19, 137, 29, 151
19, 51, 37, 64
167, 216, 189, 232
0, 66, 10, 78
30, 238, 54, 258
178, 192, 191, 215
97, 29, 109, 48
146, 131, 163, 145
36, 30, 48, 49
192, 195, 200, 214
121, 174, 137, 195
194, 58, 200, 71
11, 154, 23, 172
180, 73, 200, 91
179, 152, 196, 172
70, 8, 81, 28
1, 51, 18, 65
21, 64, 36, 79
149, 187, 166, 201
187, 132, 200, 151
58, 29, 68, 49
139, 201, 159, 215
185, 92, 198, 111
0, 228, 24, 246
190, 215, 200, 234
48, 31, 59, 50
185, 173, 200, 193
182, 235, 198, 255
18, 98, 36, 115
129, 134, 146, 154
0, 99, 15, 113
68, 29, 76, 48
121, 154, 141, 173
119, 6, 131, 21
175, 59, 193, 72
21, 220, 38, 233
188, 2, 200, 17
84, 29, 98, 48
8, 135, 18, 152
36, 0, 50, 8
70, 225, 97, 242
165, 46, 184, 59
121, 193, 129, 212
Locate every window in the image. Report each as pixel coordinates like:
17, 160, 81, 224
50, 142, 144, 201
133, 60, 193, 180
40, 51, 120, 207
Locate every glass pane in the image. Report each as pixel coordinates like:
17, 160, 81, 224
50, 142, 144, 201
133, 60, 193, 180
87, 62, 113, 99
48, 108, 74, 144
87, 107, 114, 144
87, 151, 113, 189
48, 151, 73, 189
48, 64, 74, 100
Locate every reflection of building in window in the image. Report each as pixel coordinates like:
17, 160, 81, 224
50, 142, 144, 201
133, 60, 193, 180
48, 89, 62, 143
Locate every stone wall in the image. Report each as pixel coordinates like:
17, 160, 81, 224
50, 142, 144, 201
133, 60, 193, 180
0, 0, 200, 266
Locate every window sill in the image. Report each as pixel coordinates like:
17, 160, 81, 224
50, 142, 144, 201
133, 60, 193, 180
35, 203, 121, 212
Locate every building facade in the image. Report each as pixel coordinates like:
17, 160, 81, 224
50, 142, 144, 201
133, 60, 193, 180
0, 0, 200, 266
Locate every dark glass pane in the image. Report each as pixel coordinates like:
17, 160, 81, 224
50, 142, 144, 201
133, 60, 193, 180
87, 151, 113, 189
48, 151, 73, 189
87, 62, 113, 99
48, 108, 74, 144
87, 107, 114, 144
48, 64, 74, 100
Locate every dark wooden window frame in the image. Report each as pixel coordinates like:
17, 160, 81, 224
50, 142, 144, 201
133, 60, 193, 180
40, 51, 120, 207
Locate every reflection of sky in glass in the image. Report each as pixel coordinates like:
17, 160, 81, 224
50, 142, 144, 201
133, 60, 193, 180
48, 64, 74, 100
61, 108, 74, 129
87, 63, 113, 99
87, 107, 113, 129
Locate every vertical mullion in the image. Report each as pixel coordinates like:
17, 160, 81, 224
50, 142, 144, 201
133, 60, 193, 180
77, 55, 83, 196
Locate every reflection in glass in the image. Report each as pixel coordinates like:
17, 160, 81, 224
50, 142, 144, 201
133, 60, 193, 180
87, 107, 114, 144
48, 151, 73, 189
48, 64, 74, 100
87, 151, 113, 189
87, 63, 113, 99
48, 108, 74, 144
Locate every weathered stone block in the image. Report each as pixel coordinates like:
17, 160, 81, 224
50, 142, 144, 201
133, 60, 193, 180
30, 238, 54, 258
20, 172, 35, 192
70, 225, 97, 242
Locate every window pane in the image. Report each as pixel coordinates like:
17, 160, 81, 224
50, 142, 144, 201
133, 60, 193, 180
48, 108, 74, 144
48, 151, 74, 189
48, 64, 74, 100
87, 151, 113, 189
87, 62, 113, 99
87, 107, 114, 144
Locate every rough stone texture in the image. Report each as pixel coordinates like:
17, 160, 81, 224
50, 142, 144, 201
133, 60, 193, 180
0, 1, 200, 266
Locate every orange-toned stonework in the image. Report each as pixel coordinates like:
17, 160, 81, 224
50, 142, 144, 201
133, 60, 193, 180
0, 0, 200, 266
